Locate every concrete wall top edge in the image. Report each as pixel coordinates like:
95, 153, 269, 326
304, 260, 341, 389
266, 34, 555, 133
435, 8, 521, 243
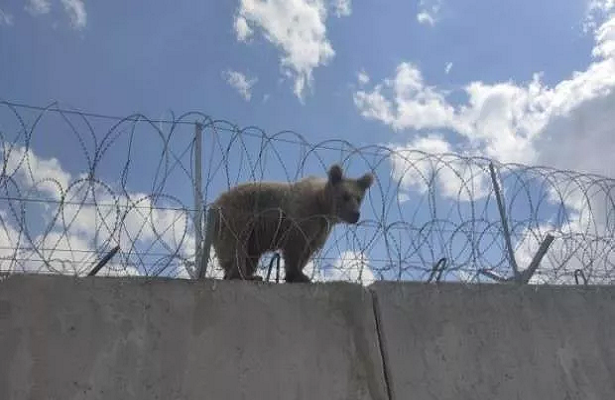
368, 279, 615, 293
5, 274, 615, 294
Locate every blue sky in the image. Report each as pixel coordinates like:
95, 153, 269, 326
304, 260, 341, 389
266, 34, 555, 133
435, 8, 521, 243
0, 1, 596, 142
1, 0, 615, 284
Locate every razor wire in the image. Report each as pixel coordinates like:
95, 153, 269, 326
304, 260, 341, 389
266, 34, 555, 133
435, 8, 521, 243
1, 100, 614, 285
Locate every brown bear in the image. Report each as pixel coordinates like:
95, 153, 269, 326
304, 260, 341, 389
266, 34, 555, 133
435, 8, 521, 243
204, 164, 374, 283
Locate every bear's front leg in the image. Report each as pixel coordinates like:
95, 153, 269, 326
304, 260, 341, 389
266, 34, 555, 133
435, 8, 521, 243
282, 244, 313, 283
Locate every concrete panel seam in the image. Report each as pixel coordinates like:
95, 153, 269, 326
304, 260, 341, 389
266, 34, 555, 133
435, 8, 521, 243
370, 288, 394, 400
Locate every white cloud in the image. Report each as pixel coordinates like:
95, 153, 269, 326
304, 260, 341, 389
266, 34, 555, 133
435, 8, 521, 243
234, 15, 253, 41
24, 0, 86, 29
417, 0, 442, 26
59, 191, 194, 257
444, 62, 453, 74
357, 70, 370, 86
584, 0, 615, 33
233, 0, 344, 101
354, 12, 615, 171
25, 0, 51, 16
223, 69, 258, 101
0, 9, 13, 26
60, 0, 86, 30
0, 211, 23, 262
353, 84, 396, 125
354, 62, 457, 133
387, 135, 490, 202
417, 12, 435, 26
2, 145, 71, 200
332, 0, 351, 17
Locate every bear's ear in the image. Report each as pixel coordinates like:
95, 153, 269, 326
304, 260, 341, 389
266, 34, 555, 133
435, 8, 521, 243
328, 164, 344, 185
357, 172, 374, 190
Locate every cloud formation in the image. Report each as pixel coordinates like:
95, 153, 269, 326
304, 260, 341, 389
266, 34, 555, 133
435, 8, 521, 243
25, 0, 51, 16
354, 12, 615, 177
223, 69, 258, 101
23, 0, 86, 29
233, 0, 350, 101
417, 0, 442, 26
332, 0, 351, 17
357, 70, 370, 86
60, 0, 86, 30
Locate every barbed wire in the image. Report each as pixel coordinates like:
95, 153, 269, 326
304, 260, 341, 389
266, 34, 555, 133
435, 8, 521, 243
1, 99, 614, 285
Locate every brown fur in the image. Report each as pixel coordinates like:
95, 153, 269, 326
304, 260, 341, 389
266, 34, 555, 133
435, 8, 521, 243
206, 164, 374, 283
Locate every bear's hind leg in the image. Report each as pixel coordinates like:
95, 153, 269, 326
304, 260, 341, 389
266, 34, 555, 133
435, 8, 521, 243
245, 255, 263, 281
222, 253, 263, 281
221, 258, 242, 280
221, 247, 251, 280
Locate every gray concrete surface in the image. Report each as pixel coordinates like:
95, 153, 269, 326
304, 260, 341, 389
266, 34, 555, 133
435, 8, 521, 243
0, 275, 388, 400
4, 275, 615, 400
371, 282, 615, 400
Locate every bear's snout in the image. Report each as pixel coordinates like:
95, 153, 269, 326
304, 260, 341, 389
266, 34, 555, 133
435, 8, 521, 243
348, 210, 360, 223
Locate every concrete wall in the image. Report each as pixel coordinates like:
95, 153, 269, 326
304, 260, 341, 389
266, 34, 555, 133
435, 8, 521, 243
371, 282, 615, 400
1, 276, 614, 400
0, 275, 387, 400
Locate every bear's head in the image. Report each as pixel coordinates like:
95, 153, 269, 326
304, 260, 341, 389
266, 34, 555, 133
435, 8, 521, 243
326, 164, 374, 224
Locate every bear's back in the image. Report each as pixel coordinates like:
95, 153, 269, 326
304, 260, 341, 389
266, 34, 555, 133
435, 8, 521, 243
213, 181, 294, 213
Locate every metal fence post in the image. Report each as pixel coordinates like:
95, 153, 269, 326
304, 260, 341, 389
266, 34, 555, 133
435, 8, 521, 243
479, 162, 555, 284
193, 121, 204, 279
197, 207, 214, 279
88, 246, 120, 276
489, 162, 520, 278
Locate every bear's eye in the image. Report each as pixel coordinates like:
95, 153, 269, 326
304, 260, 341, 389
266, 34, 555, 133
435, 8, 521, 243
343, 193, 351, 202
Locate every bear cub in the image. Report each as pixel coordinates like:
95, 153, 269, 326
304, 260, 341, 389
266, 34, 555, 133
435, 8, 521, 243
206, 164, 374, 282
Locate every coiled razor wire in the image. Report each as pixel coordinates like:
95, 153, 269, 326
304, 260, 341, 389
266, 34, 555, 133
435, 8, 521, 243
0, 99, 614, 285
